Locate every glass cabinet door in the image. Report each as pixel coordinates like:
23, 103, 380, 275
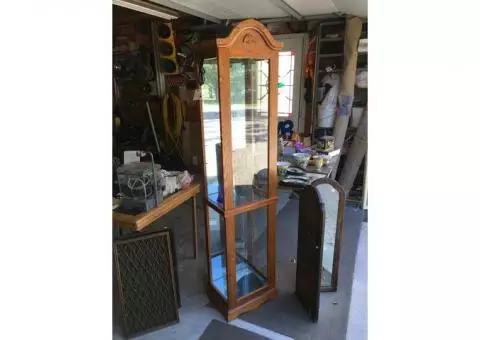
201, 58, 224, 204
227, 58, 272, 299
234, 206, 268, 298
208, 207, 228, 298
229, 58, 270, 208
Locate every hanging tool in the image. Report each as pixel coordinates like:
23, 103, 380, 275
162, 93, 184, 141
146, 101, 161, 155
161, 92, 186, 164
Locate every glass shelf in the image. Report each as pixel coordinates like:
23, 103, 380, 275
211, 252, 267, 299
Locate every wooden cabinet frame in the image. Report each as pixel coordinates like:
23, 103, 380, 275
199, 19, 283, 321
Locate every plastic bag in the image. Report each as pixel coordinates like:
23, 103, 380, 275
317, 73, 340, 127
356, 70, 368, 88
179, 170, 194, 188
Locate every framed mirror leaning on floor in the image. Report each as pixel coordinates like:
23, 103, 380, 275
295, 177, 346, 322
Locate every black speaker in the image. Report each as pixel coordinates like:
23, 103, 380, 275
113, 229, 179, 337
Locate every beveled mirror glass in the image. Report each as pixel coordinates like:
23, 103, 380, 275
313, 179, 345, 291
317, 184, 339, 289
229, 58, 270, 207
201, 58, 223, 204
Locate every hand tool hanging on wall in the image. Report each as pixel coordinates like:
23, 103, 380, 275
146, 101, 162, 155
161, 93, 186, 164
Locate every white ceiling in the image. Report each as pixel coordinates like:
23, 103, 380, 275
162, 0, 367, 20
166, 0, 286, 19
283, 0, 337, 16
332, 0, 367, 17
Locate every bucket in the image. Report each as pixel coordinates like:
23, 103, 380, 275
317, 104, 336, 128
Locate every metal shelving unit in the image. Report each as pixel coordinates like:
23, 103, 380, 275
312, 18, 346, 143
310, 19, 368, 204
318, 53, 344, 58
311, 19, 346, 140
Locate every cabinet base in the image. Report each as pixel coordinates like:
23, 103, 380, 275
206, 284, 278, 321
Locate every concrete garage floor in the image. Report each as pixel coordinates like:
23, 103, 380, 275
346, 222, 367, 340
113, 192, 365, 340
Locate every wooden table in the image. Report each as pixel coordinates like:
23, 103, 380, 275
112, 180, 201, 259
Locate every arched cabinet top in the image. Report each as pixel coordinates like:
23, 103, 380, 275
216, 19, 283, 57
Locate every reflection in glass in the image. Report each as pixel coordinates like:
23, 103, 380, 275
211, 253, 267, 300
235, 207, 268, 298
201, 58, 223, 203
229, 58, 270, 207
208, 207, 227, 298
209, 206, 268, 300
316, 183, 339, 288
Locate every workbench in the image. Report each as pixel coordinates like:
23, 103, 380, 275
112, 180, 201, 259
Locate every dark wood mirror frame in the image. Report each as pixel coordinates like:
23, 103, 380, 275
311, 178, 346, 292
199, 19, 283, 321
295, 178, 346, 322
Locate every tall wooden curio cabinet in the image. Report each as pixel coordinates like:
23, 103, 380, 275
199, 19, 283, 321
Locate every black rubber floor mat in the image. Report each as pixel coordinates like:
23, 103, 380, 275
199, 319, 270, 340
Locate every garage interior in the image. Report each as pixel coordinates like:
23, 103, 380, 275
112, 1, 367, 339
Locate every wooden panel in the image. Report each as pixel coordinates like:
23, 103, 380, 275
112, 181, 201, 230
199, 97, 213, 282
191, 196, 198, 259
267, 53, 279, 200
237, 282, 270, 305
267, 204, 277, 288
111, 212, 138, 228
296, 184, 324, 322
217, 19, 283, 54
226, 287, 278, 321
217, 47, 233, 211
225, 215, 237, 308
227, 197, 278, 218
206, 199, 225, 216
207, 283, 228, 315
205, 194, 277, 218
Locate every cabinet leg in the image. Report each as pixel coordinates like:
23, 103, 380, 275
192, 196, 198, 259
